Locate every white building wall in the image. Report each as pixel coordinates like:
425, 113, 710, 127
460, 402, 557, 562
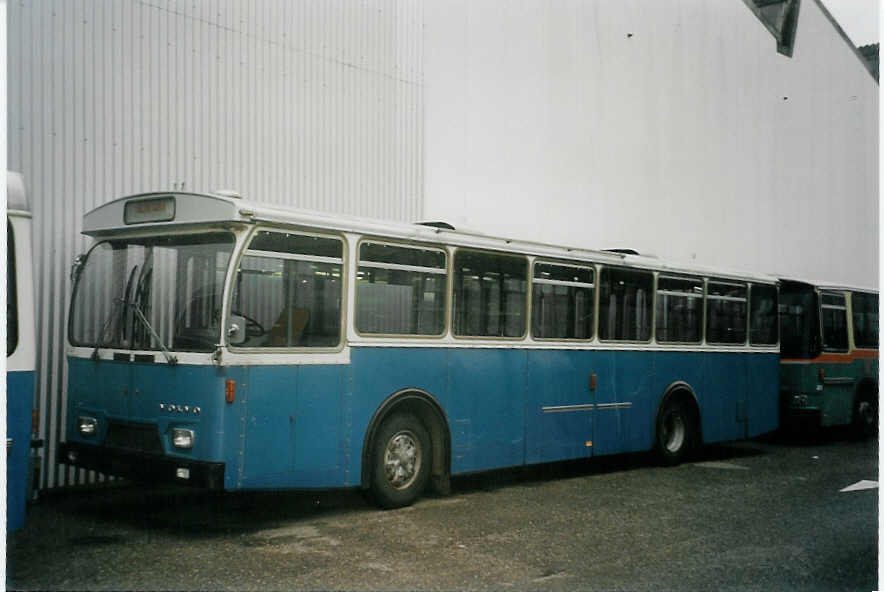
7, 0, 424, 489
423, 0, 878, 288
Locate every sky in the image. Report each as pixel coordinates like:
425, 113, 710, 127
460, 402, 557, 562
821, 0, 879, 46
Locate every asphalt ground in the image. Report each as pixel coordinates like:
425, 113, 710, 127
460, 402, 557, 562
6, 430, 878, 591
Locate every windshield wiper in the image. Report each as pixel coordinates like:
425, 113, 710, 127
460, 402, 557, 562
90, 298, 124, 361
126, 302, 178, 366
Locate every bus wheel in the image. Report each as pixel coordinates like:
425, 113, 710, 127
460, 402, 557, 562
852, 389, 878, 439
370, 414, 431, 509
656, 396, 694, 466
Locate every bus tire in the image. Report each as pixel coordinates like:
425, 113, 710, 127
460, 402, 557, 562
852, 387, 877, 439
369, 413, 431, 509
655, 395, 695, 466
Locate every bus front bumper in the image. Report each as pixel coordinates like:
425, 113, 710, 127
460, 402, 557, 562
59, 441, 225, 490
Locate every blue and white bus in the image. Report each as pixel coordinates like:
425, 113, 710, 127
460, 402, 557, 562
7, 172, 36, 530
60, 191, 780, 507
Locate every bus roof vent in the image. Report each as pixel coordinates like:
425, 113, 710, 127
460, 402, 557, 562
603, 248, 640, 255
212, 189, 243, 199
416, 221, 456, 230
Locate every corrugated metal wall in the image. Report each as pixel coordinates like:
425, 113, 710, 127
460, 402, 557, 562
7, 0, 425, 489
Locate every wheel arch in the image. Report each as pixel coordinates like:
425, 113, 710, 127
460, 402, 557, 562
361, 388, 451, 493
655, 381, 702, 445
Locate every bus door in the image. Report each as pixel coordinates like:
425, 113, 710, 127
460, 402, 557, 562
818, 291, 854, 426
526, 350, 595, 464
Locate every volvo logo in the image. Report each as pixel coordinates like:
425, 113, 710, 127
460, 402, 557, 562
159, 403, 200, 415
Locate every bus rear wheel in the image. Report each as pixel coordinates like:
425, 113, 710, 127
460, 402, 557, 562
852, 389, 877, 439
369, 413, 431, 509
655, 395, 695, 466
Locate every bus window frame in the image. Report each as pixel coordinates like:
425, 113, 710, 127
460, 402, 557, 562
818, 289, 849, 353
705, 278, 749, 346
597, 264, 654, 344
7, 220, 18, 357
451, 247, 530, 341
654, 272, 705, 345
850, 290, 879, 350
748, 282, 780, 348
530, 258, 596, 343
227, 225, 349, 354
353, 237, 449, 339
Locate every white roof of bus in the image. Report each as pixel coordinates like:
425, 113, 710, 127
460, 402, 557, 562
85, 190, 782, 284
778, 276, 878, 294
7, 171, 29, 213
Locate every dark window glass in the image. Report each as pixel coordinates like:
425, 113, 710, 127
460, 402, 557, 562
248, 231, 342, 259
655, 276, 703, 343
531, 262, 594, 340
356, 242, 447, 335
706, 281, 747, 344
599, 267, 653, 341
852, 292, 878, 349
233, 232, 343, 348
820, 291, 848, 352
779, 282, 820, 358
749, 284, 778, 345
454, 251, 527, 338
7, 222, 18, 357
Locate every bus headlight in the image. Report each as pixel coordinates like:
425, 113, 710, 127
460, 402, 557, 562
172, 428, 195, 449
78, 416, 97, 436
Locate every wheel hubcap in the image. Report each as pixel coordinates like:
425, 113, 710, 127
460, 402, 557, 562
662, 410, 686, 453
384, 430, 421, 490
858, 400, 875, 426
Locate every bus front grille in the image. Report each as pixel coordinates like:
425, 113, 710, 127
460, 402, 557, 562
105, 421, 163, 454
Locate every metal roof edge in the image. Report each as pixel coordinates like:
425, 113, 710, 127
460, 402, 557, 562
812, 0, 879, 83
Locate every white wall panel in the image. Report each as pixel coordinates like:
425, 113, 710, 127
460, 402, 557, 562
8, 0, 424, 489
423, 0, 878, 289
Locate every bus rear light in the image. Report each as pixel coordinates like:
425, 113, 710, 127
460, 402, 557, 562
225, 379, 236, 404
176, 468, 191, 480
77, 416, 97, 436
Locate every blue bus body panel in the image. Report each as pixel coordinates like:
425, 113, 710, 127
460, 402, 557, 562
7, 369, 34, 532
66, 348, 778, 491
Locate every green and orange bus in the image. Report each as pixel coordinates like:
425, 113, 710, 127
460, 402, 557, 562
779, 279, 878, 436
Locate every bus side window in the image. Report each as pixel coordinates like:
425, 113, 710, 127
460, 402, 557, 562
749, 284, 778, 345
598, 267, 653, 341
655, 275, 703, 343
531, 261, 594, 340
706, 281, 748, 344
820, 292, 848, 352
852, 292, 878, 349
356, 242, 447, 336
7, 221, 18, 356
233, 231, 343, 348
453, 250, 527, 338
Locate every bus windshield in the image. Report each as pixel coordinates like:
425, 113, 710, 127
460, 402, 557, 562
779, 282, 820, 359
69, 232, 235, 353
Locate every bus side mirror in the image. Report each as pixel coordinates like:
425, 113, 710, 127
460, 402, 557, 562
70, 254, 86, 283
227, 315, 247, 346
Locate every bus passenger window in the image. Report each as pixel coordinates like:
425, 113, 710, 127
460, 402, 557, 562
598, 267, 653, 341
531, 262, 594, 340
7, 221, 18, 356
453, 250, 527, 338
749, 284, 778, 345
233, 231, 343, 348
655, 275, 703, 343
706, 281, 747, 344
852, 292, 878, 349
356, 242, 447, 335
820, 292, 848, 352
